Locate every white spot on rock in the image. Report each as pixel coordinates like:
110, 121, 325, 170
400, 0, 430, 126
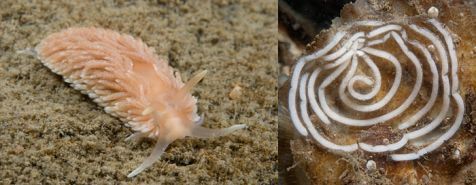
366, 160, 377, 171
452, 149, 461, 160
428, 7, 439, 18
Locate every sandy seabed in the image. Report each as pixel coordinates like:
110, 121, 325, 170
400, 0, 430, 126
0, 0, 277, 184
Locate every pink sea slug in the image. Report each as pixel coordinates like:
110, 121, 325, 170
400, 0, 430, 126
26, 27, 246, 177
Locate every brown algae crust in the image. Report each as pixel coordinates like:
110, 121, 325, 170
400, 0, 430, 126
0, 0, 277, 184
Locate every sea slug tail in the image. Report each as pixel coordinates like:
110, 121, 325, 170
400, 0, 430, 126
16, 48, 38, 57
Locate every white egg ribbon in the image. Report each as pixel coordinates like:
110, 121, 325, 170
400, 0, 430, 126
288, 19, 464, 161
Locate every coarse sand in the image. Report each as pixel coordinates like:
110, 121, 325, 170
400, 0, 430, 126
0, 0, 277, 184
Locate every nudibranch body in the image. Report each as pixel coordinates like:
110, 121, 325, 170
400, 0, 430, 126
288, 17, 464, 161
32, 27, 246, 177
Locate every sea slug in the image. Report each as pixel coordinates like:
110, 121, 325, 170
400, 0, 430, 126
29, 27, 246, 177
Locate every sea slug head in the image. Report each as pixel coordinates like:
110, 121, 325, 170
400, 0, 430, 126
159, 70, 246, 141
127, 70, 246, 178
158, 70, 208, 141
156, 108, 199, 142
